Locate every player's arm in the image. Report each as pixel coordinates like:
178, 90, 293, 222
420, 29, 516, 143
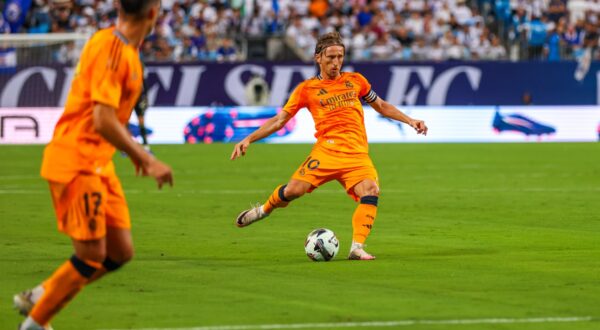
93, 103, 173, 188
230, 110, 292, 160
369, 97, 428, 135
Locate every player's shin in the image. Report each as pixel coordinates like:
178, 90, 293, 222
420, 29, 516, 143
351, 196, 378, 244
29, 255, 100, 326
262, 184, 291, 214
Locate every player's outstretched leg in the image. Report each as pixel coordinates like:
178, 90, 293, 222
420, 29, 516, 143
17, 227, 132, 330
236, 184, 290, 227
349, 195, 378, 260
17, 254, 101, 330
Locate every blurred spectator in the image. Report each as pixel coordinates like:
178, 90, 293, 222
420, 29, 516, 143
27, 0, 52, 33
350, 26, 371, 61
561, 23, 582, 57
527, 16, 547, 60
140, 40, 155, 62
471, 33, 491, 59
487, 36, 507, 60
200, 41, 219, 61
0, 13, 10, 33
370, 32, 401, 61
50, 0, 76, 32
180, 36, 199, 62
356, 6, 372, 28
411, 37, 429, 60
216, 37, 238, 62
56, 40, 78, 64
547, 0, 567, 23
75, 6, 96, 34
154, 37, 174, 61
453, 0, 473, 26
545, 27, 562, 61
446, 35, 467, 60
97, 13, 112, 29
583, 21, 599, 52
429, 39, 445, 61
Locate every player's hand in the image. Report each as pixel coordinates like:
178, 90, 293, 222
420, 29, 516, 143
231, 139, 250, 160
409, 119, 428, 135
143, 158, 173, 189
131, 157, 143, 176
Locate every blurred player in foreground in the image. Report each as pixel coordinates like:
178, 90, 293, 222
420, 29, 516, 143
231, 32, 427, 260
133, 65, 151, 152
13, 1, 173, 329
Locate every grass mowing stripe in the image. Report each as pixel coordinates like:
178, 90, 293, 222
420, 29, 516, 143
100, 316, 596, 330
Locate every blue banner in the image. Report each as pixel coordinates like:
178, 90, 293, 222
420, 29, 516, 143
0, 61, 599, 107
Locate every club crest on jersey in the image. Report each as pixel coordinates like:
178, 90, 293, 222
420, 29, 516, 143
345, 80, 354, 88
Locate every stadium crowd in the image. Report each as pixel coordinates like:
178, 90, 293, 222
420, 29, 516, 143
3, 0, 600, 62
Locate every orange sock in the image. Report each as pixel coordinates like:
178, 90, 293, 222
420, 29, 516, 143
262, 184, 290, 214
30, 255, 100, 326
352, 196, 378, 244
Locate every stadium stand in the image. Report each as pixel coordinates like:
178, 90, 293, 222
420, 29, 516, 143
2, 0, 599, 62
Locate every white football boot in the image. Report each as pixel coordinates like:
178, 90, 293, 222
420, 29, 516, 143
14, 287, 53, 330
348, 242, 376, 260
236, 204, 269, 227
13, 290, 35, 316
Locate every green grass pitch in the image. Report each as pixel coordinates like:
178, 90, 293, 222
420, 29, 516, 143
1, 143, 599, 330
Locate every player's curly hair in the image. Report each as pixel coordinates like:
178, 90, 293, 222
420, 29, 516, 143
314, 32, 345, 55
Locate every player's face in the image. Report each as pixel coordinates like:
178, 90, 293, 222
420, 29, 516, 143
317, 45, 344, 79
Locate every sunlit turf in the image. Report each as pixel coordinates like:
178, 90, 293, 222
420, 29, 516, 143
1, 143, 599, 330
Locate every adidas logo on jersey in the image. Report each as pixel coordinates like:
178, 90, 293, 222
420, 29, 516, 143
317, 88, 328, 96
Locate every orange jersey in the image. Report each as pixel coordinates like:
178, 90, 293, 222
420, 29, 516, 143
282, 72, 378, 154
41, 27, 143, 183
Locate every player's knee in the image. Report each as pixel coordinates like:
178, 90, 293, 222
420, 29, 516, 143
76, 249, 106, 264
367, 188, 380, 197
359, 186, 379, 198
103, 249, 133, 272
115, 246, 135, 264
284, 185, 306, 200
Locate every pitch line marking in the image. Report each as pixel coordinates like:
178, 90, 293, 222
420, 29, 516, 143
101, 316, 595, 330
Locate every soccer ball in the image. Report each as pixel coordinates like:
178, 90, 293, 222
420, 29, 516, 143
304, 228, 339, 261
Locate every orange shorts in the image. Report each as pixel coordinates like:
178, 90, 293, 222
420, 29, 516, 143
291, 146, 379, 201
48, 173, 130, 241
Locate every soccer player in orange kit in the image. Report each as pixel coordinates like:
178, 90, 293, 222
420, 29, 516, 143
13, 1, 172, 329
231, 32, 428, 260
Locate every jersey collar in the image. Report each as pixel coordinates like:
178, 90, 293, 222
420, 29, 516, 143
113, 29, 129, 45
